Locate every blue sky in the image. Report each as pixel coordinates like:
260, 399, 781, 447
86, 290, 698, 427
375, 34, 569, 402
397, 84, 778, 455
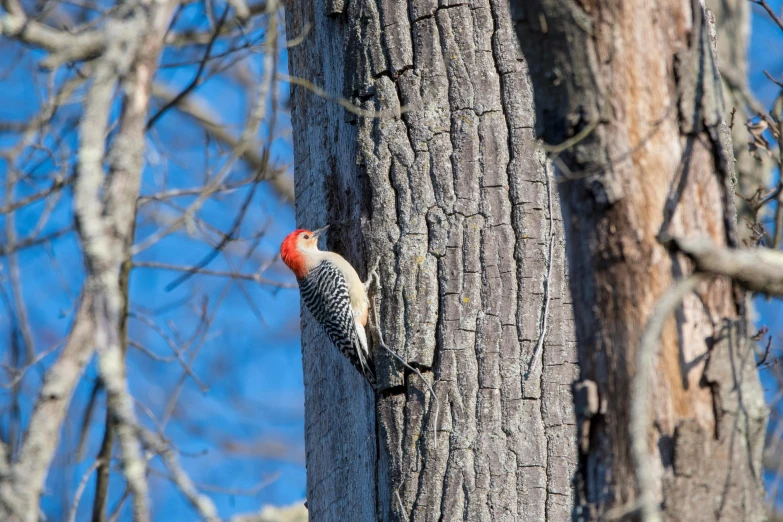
0, 1, 782, 520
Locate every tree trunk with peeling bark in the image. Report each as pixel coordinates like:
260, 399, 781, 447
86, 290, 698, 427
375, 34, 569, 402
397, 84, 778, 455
284, 0, 578, 520
509, 0, 768, 520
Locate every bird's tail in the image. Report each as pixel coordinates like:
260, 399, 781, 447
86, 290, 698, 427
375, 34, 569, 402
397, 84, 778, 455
355, 323, 376, 386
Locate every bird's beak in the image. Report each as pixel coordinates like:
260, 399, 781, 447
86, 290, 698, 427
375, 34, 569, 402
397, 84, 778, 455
311, 225, 329, 240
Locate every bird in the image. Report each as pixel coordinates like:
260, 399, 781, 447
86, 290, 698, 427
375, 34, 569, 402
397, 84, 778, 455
280, 225, 376, 385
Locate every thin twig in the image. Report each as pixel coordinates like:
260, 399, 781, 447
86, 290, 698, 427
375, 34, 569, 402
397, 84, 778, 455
67, 459, 103, 522
136, 176, 256, 207
0, 341, 63, 389
765, 70, 783, 89
719, 64, 771, 121
163, 1, 267, 47
162, 154, 267, 291
0, 175, 73, 214
751, 0, 783, 32
161, 280, 230, 430
130, 339, 184, 362
0, 227, 73, 257
128, 312, 209, 391
148, 467, 279, 496
279, 73, 419, 119
753, 181, 783, 211
133, 261, 294, 287
137, 428, 219, 522
395, 489, 407, 522
146, 6, 229, 130
371, 292, 440, 449
542, 119, 599, 154
162, 28, 265, 67
527, 168, 555, 376
757, 336, 774, 368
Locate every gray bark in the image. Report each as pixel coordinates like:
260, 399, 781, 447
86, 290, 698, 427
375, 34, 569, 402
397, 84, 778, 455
283, 0, 578, 520
509, 0, 768, 520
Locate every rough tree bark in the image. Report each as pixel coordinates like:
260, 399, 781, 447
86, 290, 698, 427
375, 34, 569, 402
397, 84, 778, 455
284, 1, 578, 520
510, 1, 768, 520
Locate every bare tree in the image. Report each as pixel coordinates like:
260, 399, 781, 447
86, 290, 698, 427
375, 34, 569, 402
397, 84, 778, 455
284, 0, 578, 520
0, 0, 304, 520
510, 0, 770, 520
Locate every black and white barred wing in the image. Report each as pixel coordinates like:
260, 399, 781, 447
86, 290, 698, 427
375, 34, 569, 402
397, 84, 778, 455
299, 261, 375, 385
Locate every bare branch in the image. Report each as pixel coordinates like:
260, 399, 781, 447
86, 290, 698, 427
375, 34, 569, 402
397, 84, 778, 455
133, 261, 295, 287
0, 227, 73, 257
4, 174, 36, 362
150, 83, 294, 202
132, 7, 278, 256
0, 295, 96, 520
631, 274, 709, 522
670, 236, 783, 295
719, 65, 770, 121
280, 72, 419, 119
68, 459, 103, 522
146, 6, 229, 130
765, 70, 783, 89
0, 175, 73, 215
751, 0, 783, 32
0, 341, 63, 389
527, 167, 556, 376
163, 0, 270, 47
0, 10, 104, 66
224, 0, 250, 19
128, 312, 209, 391
136, 174, 259, 207
74, 1, 180, 520
138, 428, 219, 522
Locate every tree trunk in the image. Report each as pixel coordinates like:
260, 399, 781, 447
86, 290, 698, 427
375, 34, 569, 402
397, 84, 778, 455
509, 1, 768, 520
284, 1, 578, 520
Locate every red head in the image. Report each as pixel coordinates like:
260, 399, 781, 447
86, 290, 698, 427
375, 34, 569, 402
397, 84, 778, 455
280, 226, 329, 278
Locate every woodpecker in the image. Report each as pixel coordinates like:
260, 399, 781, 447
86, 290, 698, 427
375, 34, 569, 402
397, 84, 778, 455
280, 226, 376, 386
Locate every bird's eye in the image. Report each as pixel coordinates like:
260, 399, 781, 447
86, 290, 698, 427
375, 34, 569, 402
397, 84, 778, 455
303, 234, 310, 239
